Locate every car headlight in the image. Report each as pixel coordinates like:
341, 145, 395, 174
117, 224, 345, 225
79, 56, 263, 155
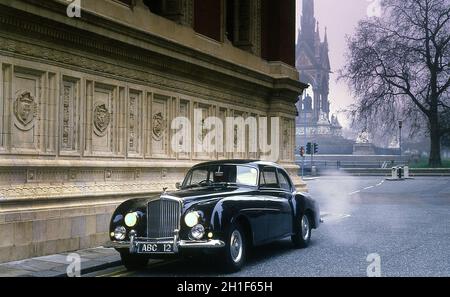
114, 226, 126, 241
184, 211, 200, 227
190, 224, 205, 240
124, 212, 138, 227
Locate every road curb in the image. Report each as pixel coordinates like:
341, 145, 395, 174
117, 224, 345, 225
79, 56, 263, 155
320, 168, 450, 177
0, 247, 123, 277
57, 260, 123, 277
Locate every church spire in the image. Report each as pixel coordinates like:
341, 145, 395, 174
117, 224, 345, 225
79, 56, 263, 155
300, 0, 316, 44
321, 26, 331, 71
302, 0, 314, 17
314, 21, 321, 55
315, 21, 321, 39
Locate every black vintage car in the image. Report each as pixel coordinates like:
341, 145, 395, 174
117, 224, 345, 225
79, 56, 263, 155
107, 160, 320, 272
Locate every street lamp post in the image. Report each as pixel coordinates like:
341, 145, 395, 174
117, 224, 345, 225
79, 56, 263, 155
398, 120, 403, 156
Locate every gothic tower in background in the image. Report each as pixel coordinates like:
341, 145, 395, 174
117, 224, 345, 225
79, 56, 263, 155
295, 0, 350, 154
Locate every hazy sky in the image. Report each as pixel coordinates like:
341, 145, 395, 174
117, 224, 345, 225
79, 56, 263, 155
296, 0, 373, 127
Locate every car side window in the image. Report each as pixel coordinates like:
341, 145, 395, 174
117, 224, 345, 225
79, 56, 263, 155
259, 167, 280, 188
277, 169, 292, 192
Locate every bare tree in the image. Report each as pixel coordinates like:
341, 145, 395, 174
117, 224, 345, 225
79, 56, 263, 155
340, 0, 450, 167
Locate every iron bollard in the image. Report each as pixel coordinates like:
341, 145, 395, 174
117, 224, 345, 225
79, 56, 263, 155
403, 166, 409, 178
311, 166, 317, 176
397, 166, 403, 179
391, 167, 398, 179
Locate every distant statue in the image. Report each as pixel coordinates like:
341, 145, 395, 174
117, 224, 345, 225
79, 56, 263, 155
356, 130, 371, 144
303, 94, 312, 111
330, 114, 342, 128
317, 111, 329, 124
388, 138, 398, 148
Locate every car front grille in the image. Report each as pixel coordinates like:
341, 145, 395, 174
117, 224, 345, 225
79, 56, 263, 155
147, 199, 181, 239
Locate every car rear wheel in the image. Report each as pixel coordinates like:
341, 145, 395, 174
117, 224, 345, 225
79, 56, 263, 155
292, 213, 311, 248
220, 222, 246, 272
120, 251, 149, 271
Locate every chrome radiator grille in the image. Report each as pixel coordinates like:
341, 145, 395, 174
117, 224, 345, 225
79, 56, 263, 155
147, 199, 181, 239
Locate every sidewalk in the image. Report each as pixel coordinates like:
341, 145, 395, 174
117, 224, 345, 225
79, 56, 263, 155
0, 247, 121, 277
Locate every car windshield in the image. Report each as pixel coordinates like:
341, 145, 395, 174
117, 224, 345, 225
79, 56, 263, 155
182, 165, 258, 188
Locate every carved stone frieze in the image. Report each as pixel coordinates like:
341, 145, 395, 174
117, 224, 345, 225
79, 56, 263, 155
0, 181, 178, 200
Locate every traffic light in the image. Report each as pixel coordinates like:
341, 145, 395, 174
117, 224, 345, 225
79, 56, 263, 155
314, 143, 319, 154
306, 142, 312, 155
300, 146, 305, 157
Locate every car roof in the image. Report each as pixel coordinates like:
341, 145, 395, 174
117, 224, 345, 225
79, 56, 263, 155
191, 159, 284, 170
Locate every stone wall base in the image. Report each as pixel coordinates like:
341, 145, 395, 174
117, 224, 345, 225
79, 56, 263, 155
0, 197, 129, 263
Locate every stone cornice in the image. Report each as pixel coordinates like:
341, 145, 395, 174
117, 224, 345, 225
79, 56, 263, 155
0, 159, 203, 168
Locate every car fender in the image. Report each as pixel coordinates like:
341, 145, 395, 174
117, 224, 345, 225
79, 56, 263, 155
293, 192, 320, 229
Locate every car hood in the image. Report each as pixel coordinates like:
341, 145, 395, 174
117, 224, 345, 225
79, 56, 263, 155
164, 186, 255, 202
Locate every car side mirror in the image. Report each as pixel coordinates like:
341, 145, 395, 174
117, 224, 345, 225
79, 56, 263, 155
175, 182, 181, 189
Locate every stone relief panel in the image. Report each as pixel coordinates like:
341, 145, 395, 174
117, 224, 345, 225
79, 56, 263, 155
13, 90, 37, 130
150, 94, 169, 158
248, 113, 259, 160
281, 118, 295, 162
194, 103, 211, 160
93, 103, 111, 137
128, 89, 143, 157
217, 107, 227, 159
281, 118, 289, 161
60, 76, 81, 154
91, 83, 115, 155
177, 99, 191, 159
231, 110, 246, 160
11, 67, 44, 152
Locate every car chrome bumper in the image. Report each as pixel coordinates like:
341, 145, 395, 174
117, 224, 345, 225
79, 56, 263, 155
105, 241, 130, 249
105, 239, 225, 251
178, 239, 225, 248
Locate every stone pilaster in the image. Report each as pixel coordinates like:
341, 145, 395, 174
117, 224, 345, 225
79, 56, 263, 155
268, 78, 309, 192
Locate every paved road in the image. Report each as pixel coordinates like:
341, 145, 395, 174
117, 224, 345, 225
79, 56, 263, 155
91, 176, 450, 277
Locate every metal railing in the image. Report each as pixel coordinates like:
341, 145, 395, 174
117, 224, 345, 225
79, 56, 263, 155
295, 160, 410, 173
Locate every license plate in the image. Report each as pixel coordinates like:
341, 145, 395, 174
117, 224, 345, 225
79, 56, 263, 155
136, 242, 174, 254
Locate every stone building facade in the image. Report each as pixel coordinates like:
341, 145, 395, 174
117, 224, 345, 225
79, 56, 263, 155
0, 0, 306, 262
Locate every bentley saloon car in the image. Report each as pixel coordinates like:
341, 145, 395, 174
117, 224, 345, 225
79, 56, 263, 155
107, 160, 320, 272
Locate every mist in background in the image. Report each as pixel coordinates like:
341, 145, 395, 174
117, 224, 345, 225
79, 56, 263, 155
306, 172, 359, 245
296, 0, 371, 128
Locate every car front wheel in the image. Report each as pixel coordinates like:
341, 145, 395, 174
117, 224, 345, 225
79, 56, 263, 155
220, 223, 246, 272
120, 251, 149, 271
292, 213, 311, 248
